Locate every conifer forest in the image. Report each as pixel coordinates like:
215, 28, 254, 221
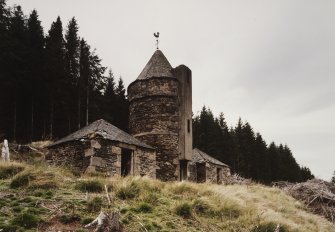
0, 1, 314, 183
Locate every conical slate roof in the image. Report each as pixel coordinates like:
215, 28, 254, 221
192, 148, 229, 167
137, 49, 174, 80
48, 119, 153, 149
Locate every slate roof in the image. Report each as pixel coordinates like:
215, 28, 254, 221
48, 119, 153, 149
192, 148, 229, 167
137, 49, 174, 80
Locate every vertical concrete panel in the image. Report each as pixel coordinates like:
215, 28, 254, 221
174, 65, 193, 161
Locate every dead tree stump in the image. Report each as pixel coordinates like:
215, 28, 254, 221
85, 211, 122, 232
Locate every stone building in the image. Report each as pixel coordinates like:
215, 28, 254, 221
128, 49, 192, 181
46, 119, 156, 178
189, 148, 231, 184
47, 48, 231, 183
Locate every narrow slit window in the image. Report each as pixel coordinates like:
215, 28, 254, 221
187, 119, 190, 133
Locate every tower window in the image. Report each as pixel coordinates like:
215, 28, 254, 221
187, 119, 190, 133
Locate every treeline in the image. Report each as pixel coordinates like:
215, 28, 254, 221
193, 107, 314, 183
0, 1, 128, 142
0, 1, 314, 183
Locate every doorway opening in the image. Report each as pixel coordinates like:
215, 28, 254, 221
196, 163, 206, 183
180, 160, 188, 181
217, 167, 223, 184
121, 148, 132, 176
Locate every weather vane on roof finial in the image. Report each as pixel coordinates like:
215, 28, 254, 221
153, 32, 160, 50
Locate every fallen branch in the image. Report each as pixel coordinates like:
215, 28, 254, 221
130, 213, 148, 232
274, 178, 335, 224
105, 184, 111, 205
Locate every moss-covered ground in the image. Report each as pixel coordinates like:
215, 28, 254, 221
0, 161, 334, 232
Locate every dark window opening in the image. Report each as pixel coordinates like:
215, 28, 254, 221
217, 168, 223, 184
196, 163, 206, 183
187, 75, 190, 83
121, 148, 132, 176
180, 160, 188, 181
187, 119, 190, 133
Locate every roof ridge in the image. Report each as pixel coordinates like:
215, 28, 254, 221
48, 119, 153, 149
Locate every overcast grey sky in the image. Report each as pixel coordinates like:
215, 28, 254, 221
8, 0, 335, 180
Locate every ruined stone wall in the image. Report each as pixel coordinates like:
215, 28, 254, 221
188, 161, 231, 184
47, 137, 156, 178
223, 166, 231, 178
134, 133, 179, 181
128, 78, 180, 181
85, 139, 121, 176
188, 162, 197, 182
205, 163, 231, 184
46, 141, 91, 174
206, 163, 221, 183
133, 148, 156, 179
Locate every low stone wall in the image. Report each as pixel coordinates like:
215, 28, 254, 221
188, 163, 197, 182
133, 148, 156, 178
47, 137, 156, 178
46, 140, 91, 173
135, 133, 179, 181
85, 139, 120, 175
188, 161, 231, 184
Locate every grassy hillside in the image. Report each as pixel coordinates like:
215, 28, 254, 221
0, 161, 334, 232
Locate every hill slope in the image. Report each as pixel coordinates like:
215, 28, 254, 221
0, 162, 334, 232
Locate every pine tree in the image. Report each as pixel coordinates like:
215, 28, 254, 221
7, 5, 28, 141
101, 69, 117, 122
331, 171, 335, 184
65, 17, 80, 131
79, 39, 91, 126
45, 16, 66, 138
85, 48, 106, 124
0, 0, 11, 138
114, 77, 128, 130
105, 69, 116, 98
300, 166, 314, 182
27, 9, 44, 141
254, 133, 269, 183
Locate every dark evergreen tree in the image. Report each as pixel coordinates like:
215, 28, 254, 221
7, 5, 28, 141
113, 77, 128, 131
45, 16, 66, 138
27, 9, 45, 141
101, 69, 117, 123
254, 133, 269, 182
65, 17, 80, 131
331, 171, 335, 184
0, 0, 11, 139
85, 48, 106, 125
79, 39, 90, 126
0, 2, 315, 184
192, 106, 314, 183
300, 166, 314, 182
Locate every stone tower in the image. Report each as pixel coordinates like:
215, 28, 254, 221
128, 49, 192, 181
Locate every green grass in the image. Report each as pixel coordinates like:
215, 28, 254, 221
87, 197, 103, 213
175, 202, 192, 218
11, 212, 41, 229
0, 162, 25, 179
75, 179, 104, 193
58, 214, 81, 224
116, 182, 140, 200
0, 160, 334, 232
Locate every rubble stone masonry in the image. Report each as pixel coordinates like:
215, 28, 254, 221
128, 77, 180, 181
